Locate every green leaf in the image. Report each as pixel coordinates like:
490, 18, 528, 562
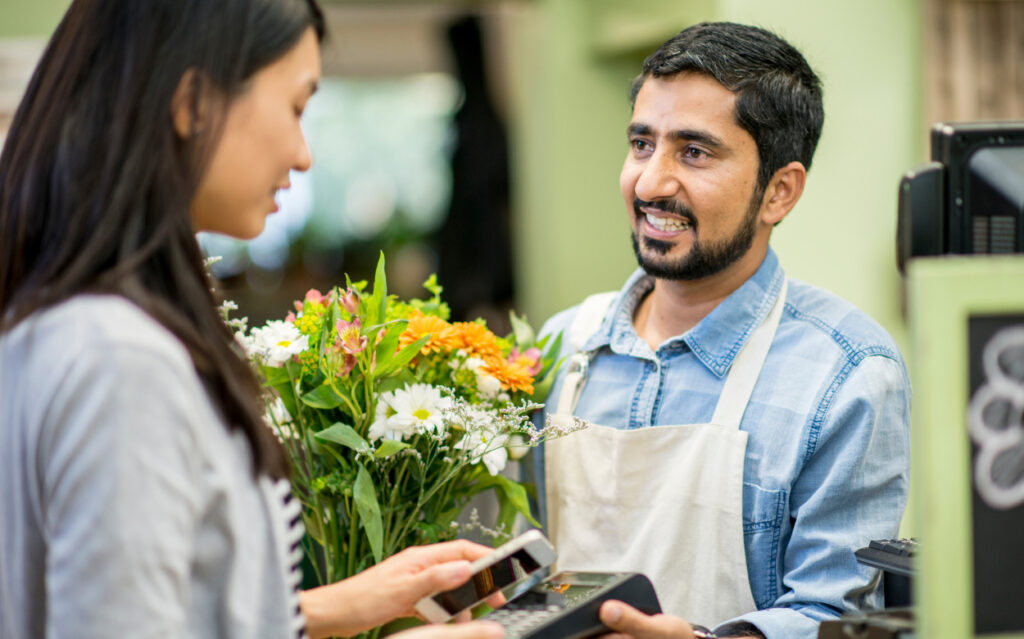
314, 422, 370, 452
274, 387, 301, 426
372, 321, 405, 371
316, 310, 331, 364
364, 252, 388, 327
374, 252, 388, 328
539, 331, 564, 377
354, 464, 384, 563
374, 439, 409, 458
492, 474, 540, 527
375, 335, 428, 377
494, 494, 520, 543
531, 372, 556, 404
260, 365, 291, 387
509, 311, 536, 350
421, 273, 443, 301
301, 384, 345, 409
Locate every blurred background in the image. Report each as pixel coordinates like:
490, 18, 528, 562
2, 0, 1022, 357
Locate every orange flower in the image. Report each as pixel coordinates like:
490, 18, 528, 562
399, 313, 457, 354
480, 356, 534, 395
449, 321, 502, 360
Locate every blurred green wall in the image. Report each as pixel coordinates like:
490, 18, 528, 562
5, 0, 925, 354
510, 0, 924, 355
0, 0, 69, 36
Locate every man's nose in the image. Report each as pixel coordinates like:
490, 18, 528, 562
634, 151, 680, 201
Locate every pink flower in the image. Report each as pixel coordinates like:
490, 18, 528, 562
336, 353, 357, 376
294, 289, 326, 312
305, 289, 326, 304
285, 311, 297, 322
339, 288, 360, 315
335, 318, 368, 355
509, 347, 543, 376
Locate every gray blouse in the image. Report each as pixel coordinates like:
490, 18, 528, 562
0, 295, 306, 639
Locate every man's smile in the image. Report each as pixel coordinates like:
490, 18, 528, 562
634, 197, 696, 237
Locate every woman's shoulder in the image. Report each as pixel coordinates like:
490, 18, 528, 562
2, 294, 226, 473
11, 294, 192, 370
2, 294, 203, 418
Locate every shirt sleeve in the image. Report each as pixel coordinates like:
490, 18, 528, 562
720, 352, 912, 639
39, 338, 205, 638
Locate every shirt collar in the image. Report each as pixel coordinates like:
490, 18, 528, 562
583, 248, 786, 378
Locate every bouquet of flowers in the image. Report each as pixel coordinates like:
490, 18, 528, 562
230, 254, 580, 592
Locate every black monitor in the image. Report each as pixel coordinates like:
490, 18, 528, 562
897, 121, 1024, 272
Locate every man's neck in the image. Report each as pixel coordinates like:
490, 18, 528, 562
633, 247, 767, 351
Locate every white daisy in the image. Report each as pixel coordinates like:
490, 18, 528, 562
389, 384, 450, 436
368, 393, 405, 441
249, 320, 309, 366
369, 384, 450, 440
268, 396, 292, 425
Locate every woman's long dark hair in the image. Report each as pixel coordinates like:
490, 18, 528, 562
0, 0, 324, 478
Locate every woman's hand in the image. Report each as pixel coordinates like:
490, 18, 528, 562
300, 539, 498, 639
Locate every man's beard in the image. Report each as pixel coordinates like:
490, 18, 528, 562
630, 187, 763, 281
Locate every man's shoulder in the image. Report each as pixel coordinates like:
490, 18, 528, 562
539, 304, 580, 338
784, 278, 902, 362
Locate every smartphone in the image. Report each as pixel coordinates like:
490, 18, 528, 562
415, 529, 558, 623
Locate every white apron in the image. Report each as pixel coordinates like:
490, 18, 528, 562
545, 280, 787, 627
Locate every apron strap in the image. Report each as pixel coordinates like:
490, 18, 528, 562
709, 278, 788, 429
568, 292, 618, 351
555, 292, 617, 416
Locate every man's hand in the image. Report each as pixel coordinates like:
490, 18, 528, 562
301, 539, 502, 639
389, 620, 505, 639
598, 601, 696, 639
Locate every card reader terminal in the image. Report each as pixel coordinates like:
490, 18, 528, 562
481, 571, 661, 639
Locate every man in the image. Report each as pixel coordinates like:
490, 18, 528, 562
535, 22, 910, 639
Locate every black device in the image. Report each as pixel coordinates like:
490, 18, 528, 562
855, 537, 917, 608
896, 121, 1024, 273
480, 571, 662, 639
854, 537, 916, 578
414, 530, 557, 623
818, 608, 915, 639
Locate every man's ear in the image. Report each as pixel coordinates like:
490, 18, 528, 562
170, 69, 209, 141
760, 161, 807, 226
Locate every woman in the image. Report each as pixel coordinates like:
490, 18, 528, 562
0, 1, 504, 638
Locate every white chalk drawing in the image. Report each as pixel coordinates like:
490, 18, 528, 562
969, 325, 1024, 510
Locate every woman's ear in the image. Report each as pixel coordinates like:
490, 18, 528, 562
170, 69, 207, 140
760, 161, 807, 226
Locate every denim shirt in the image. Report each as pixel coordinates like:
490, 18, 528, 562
533, 249, 911, 639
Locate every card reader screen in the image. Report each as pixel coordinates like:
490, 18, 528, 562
433, 548, 544, 614
538, 572, 618, 607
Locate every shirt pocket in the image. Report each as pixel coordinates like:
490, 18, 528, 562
742, 482, 787, 609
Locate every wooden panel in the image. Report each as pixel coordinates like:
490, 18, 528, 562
926, 0, 1024, 124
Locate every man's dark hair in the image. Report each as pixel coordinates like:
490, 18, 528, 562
629, 21, 824, 191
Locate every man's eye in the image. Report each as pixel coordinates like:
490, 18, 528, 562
684, 146, 708, 160
631, 139, 651, 152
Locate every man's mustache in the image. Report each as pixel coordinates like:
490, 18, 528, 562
633, 197, 697, 227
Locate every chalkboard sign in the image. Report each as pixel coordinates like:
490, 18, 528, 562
968, 314, 1024, 635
